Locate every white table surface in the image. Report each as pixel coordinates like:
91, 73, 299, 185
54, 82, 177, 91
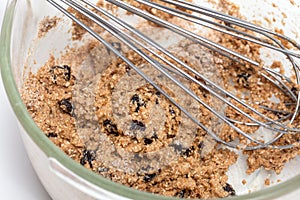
1, 1, 300, 200
0, 2, 51, 199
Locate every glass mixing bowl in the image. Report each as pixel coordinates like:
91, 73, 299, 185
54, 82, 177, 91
1, 0, 300, 199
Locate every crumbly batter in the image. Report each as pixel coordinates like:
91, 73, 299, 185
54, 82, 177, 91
23, 37, 238, 198
38, 16, 60, 38
22, 0, 300, 199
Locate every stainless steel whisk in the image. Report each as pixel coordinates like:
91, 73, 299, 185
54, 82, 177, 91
47, 0, 300, 150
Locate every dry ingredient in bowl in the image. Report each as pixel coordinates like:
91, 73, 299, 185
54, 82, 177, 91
21, 0, 300, 199
37, 16, 60, 38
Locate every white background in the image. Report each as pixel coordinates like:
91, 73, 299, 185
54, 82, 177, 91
0, 1, 51, 199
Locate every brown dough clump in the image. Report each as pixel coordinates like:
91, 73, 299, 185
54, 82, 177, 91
22, 0, 300, 199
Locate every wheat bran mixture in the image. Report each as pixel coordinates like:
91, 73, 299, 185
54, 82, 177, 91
38, 16, 60, 38
21, 0, 300, 199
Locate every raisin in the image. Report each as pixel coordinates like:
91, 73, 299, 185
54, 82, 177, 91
181, 146, 194, 157
155, 98, 159, 105
103, 119, 119, 136
143, 173, 156, 182
176, 189, 191, 198
62, 65, 71, 81
198, 141, 204, 149
198, 143, 205, 158
50, 65, 71, 83
130, 120, 146, 131
144, 138, 153, 145
169, 105, 176, 115
273, 109, 289, 117
177, 189, 187, 198
131, 94, 140, 103
224, 21, 233, 27
151, 132, 158, 140
98, 167, 109, 173
130, 94, 146, 112
223, 183, 236, 196
135, 102, 145, 112
59, 99, 73, 115
237, 72, 251, 80
167, 133, 176, 139
291, 86, 298, 95
80, 149, 96, 168
237, 72, 251, 87
125, 65, 131, 72
47, 132, 58, 137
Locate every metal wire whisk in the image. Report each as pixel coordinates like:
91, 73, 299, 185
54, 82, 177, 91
47, 0, 300, 150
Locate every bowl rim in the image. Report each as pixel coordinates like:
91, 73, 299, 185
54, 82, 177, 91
1, 1, 300, 200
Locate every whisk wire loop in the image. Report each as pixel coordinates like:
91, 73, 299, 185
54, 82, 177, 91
137, 0, 300, 58
79, 0, 297, 134
47, 0, 300, 150
61, 0, 271, 146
